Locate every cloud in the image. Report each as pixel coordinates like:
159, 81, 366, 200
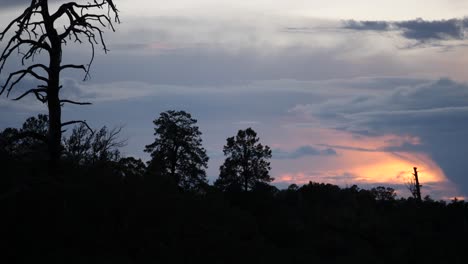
55, 13, 468, 88
232, 121, 260, 126
290, 78, 468, 195
343, 20, 392, 31
273, 146, 337, 160
318, 142, 425, 154
0, 0, 62, 8
0, 0, 34, 8
396, 18, 468, 41
343, 17, 468, 43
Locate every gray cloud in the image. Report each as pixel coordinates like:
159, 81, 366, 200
273, 146, 337, 160
397, 18, 467, 41
0, 0, 62, 8
344, 17, 468, 42
292, 78, 468, 195
318, 142, 426, 154
317, 144, 377, 153
343, 20, 391, 31
379, 142, 427, 153
0, 0, 32, 8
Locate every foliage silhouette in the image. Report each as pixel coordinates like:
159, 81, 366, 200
370, 186, 397, 201
0, 114, 48, 159
62, 124, 126, 165
0, 0, 119, 173
145, 110, 209, 192
215, 127, 273, 192
1, 112, 467, 263
117, 157, 147, 180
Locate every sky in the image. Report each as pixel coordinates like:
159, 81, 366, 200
1, 0, 468, 199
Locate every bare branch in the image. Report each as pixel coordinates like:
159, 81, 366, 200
60, 64, 86, 71
56, 2, 119, 38
0, 2, 41, 41
1, 65, 49, 97
1, 36, 51, 73
60, 99, 92, 106
61, 120, 94, 134
95, 125, 127, 154
60, 64, 89, 80
74, 1, 109, 9
51, 2, 75, 21
0, 3, 47, 76
51, 1, 119, 79
13, 87, 48, 103
52, 1, 119, 22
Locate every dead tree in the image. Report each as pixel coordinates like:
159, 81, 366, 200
0, 0, 119, 177
407, 167, 422, 201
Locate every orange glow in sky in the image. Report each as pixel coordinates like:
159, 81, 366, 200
271, 127, 458, 198
338, 151, 445, 184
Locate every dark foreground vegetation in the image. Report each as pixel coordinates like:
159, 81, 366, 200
1, 113, 468, 264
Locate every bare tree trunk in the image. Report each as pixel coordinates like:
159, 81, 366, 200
42, 1, 62, 179
47, 74, 61, 178
413, 167, 422, 202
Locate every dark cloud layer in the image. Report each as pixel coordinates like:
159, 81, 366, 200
0, 0, 31, 7
318, 142, 426, 154
297, 78, 468, 195
0, 0, 61, 8
344, 18, 468, 42
0, 0, 65, 11
343, 20, 391, 31
273, 146, 337, 160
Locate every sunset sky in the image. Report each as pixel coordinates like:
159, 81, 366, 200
1, 0, 468, 199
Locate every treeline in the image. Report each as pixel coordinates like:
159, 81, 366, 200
0, 111, 467, 263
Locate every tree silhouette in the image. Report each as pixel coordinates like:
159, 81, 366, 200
62, 123, 126, 165
215, 128, 273, 192
117, 157, 146, 180
0, 0, 119, 175
407, 167, 422, 202
1, 114, 125, 165
144, 110, 209, 192
0, 114, 48, 158
370, 186, 396, 201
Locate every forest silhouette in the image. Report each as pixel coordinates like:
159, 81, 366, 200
1, 112, 468, 263
0, 1, 467, 263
